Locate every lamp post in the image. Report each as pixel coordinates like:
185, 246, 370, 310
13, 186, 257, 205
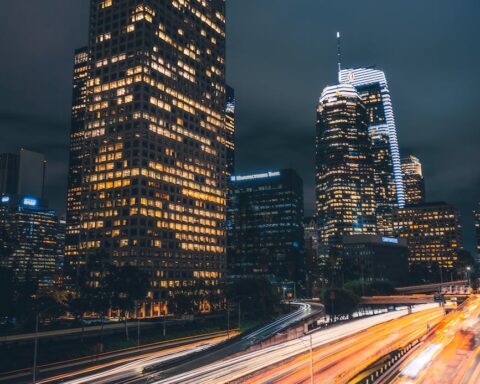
32, 313, 39, 383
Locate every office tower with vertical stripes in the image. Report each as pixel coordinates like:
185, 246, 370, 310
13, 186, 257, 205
66, 0, 227, 315
339, 68, 404, 235
315, 84, 377, 257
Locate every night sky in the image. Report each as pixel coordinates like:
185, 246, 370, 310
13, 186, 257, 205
1, 1, 479, 250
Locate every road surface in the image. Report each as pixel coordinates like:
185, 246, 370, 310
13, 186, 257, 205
151, 304, 439, 384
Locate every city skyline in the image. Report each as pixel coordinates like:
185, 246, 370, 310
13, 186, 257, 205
0, 0, 479, 251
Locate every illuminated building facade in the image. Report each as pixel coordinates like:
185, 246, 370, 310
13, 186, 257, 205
339, 68, 404, 235
315, 84, 377, 257
401, 154, 425, 205
225, 85, 235, 177
228, 170, 304, 282
393, 202, 463, 270
66, 0, 227, 315
65, 47, 90, 272
0, 149, 46, 199
304, 216, 323, 294
342, 234, 409, 285
0, 195, 63, 288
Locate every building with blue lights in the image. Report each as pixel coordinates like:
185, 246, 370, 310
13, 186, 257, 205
227, 169, 304, 283
342, 234, 409, 285
339, 68, 404, 235
315, 84, 377, 260
0, 195, 63, 288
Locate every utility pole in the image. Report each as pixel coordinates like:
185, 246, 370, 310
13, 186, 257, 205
32, 313, 39, 383
309, 333, 314, 384
136, 302, 140, 348
227, 303, 230, 338
238, 302, 241, 330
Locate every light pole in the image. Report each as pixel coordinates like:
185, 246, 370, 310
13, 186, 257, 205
309, 333, 314, 384
32, 313, 39, 383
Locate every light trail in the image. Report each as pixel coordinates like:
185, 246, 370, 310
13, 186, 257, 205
152, 304, 440, 384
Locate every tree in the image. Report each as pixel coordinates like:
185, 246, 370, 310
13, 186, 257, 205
322, 288, 360, 321
105, 265, 149, 340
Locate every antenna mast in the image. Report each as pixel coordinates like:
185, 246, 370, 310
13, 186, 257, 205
336, 32, 342, 79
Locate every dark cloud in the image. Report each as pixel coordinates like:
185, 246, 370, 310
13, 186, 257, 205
0, 1, 478, 250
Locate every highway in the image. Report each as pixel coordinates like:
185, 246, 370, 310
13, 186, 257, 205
391, 295, 480, 384
0, 331, 234, 384
7, 302, 313, 384
151, 304, 440, 384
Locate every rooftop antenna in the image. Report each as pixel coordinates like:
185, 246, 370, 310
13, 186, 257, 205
336, 32, 342, 81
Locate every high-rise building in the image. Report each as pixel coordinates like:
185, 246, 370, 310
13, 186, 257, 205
304, 216, 323, 294
401, 155, 425, 205
0, 149, 46, 199
65, 47, 90, 272
339, 68, 404, 235
66, 0, 227, 315
393, 202, 463, 270
342, 234, 409, 285
228, 169, 304, 283
474, 206, 480, 259
315, 84, 377, 258
0, 195, 63, 288
225, 85, 235, 177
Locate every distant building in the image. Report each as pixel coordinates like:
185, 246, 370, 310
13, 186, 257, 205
228, 169, 304, 283
315, 83, 377, 258
304, 216, 323, 294
474, 206, 480, 260
0, 149, 46, 199
342, 234, 409, 285
225, 85, 236, 178
393, 202, 463, 270
340, 68, 404, 235
0, 195, 63, 288
401, 155, 425, 205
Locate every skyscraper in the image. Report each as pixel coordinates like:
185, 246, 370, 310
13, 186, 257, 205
393, 202, 463, 270
315, 84, 377, 257
0, 195, 63, 289
225, 85, 235, 177
401, 155, 426, 205
66, 0, 227, 314
0, 149, 46, 199
228, 169, 304, 283
65, 47, 90, 272
339, 68, 404, 235
474, 206, 480, 260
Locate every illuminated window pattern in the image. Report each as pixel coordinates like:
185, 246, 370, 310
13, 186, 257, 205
401, 155, 426, 205
393, 202, 463, 269
315, 84, 377, 256
339, 68, 405, 235
65, 0, 227, 308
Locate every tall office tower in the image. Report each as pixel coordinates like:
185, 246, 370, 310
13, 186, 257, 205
339, 68, 404, 235
401, 155, 425, 205
65, 47, 90, 274
474, 206, 480, 260
315, 84, 377, 259
0, 195, 63, 289
393, 202, 463, 270
66, 0, 227, 314
225, 85, 235, 177
228, 170, 304, 283
0, 149, 46, 199
304, 216, 322, 294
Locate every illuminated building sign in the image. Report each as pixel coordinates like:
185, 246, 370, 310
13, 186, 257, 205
1, 196, 10, 203
231, 171, 281, 182
22, 197, 39, 207
382, 237, 399, 244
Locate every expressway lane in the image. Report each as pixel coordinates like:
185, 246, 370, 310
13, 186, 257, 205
0, 330, 235, 384
392, 295, 480, 384
151, 304, 440, 384
242, 306, 444, 383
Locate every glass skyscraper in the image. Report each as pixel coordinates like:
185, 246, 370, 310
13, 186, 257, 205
66, 0, 227, 316
315, 84, 377, 257
339, 68, 404, 235
228, 169, 304, 283
401, 154, 426, 205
